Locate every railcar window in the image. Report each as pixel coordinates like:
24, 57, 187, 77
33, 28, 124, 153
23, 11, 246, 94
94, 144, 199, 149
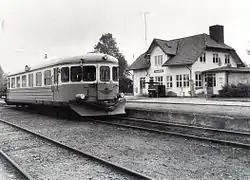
22, 75, 27, 87
11, 78, 15, 88
53, 68, 59, 84
100, 66, 110, 82
112, 67, 118, 81
7, 78, 10, 89
36, 72, 42, 86
16, 76, 21, 88
71, 66, 82, 82
44, 70, 52, 85
28, 74, 33, 87
61, 67, 69, 82
83, 66, 96, 81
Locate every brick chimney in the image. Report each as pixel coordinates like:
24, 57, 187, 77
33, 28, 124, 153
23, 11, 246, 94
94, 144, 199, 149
209, 25, 224, 43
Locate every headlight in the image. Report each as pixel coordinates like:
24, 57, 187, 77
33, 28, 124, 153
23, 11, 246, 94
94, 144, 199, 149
75, 94, 86, 100
118, 93, 124, 98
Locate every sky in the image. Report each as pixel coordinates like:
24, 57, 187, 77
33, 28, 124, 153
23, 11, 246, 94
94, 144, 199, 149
0, 0, 250, 73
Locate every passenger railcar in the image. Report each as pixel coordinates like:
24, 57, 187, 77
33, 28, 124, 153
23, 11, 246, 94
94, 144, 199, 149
5, 53, 126, 116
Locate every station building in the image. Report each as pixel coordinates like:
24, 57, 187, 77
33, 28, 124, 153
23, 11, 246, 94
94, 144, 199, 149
129, 25, 250, 97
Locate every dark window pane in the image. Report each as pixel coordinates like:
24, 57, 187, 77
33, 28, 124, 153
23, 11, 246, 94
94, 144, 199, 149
61, 67, 69, 82
70, 66, 82, 82
112, 67, 118, 81
100, 66, 110, 82
82, 66, 96, 81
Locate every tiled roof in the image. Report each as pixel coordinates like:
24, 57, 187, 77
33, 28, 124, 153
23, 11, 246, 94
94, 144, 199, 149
128, 53, 150, 70
129, 33, 244, 70
202, 66, 250, 73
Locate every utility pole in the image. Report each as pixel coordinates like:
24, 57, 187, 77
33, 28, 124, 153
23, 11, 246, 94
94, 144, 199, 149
142, 12, 150, 50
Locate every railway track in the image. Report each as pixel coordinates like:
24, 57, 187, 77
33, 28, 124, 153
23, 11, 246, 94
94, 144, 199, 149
0, 119, 153, 180
0, 149, 33, 180
92, 116, 250, 149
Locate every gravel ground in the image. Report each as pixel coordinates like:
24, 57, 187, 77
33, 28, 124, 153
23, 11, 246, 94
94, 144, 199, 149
0, 120, 138, 180
1, 107, 250, 180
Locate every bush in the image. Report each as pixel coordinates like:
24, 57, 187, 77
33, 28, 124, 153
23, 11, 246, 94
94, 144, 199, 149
219, 83, 250, 97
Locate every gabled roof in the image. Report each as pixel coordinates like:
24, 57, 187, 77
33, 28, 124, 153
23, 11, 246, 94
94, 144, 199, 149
163, 33, 235, 66
129, 33, 245, 70
202, 66, 250, 74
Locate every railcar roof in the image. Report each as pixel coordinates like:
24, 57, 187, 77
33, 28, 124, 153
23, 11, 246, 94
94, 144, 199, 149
8, 53, 118, 76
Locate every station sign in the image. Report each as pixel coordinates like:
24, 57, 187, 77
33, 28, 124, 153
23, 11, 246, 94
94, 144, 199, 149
154, 69, 164, 73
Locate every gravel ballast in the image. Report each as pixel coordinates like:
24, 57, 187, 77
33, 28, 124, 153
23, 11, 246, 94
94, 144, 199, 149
1, 107, 250, 180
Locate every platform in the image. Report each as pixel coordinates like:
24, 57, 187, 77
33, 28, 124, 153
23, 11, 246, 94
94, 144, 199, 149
125, 96, 250, 133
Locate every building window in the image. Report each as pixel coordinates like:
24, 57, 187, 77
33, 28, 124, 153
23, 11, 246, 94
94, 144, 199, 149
200, 53, 206, 62
11, 77, 15, 88
28, 74, 33, 87
22, 75, 27, 87
176, 75, 182, 87
61, 67, 69, 82
140, 77, 146, 89
44, 70, 52, 85
205, 74, 216, 87
166, 76, 172, 88
195, 72, 202, 87
16, 76, 21, 88
155, 76, 163, 85
154, 55, 163, 66
183, 74, 189, 87
213, 53, 219, 63
36, 72, 42, 86
225, 54, 230, 64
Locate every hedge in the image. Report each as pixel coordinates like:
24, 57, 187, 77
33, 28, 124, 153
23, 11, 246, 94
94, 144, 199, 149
219, 83, 250, 97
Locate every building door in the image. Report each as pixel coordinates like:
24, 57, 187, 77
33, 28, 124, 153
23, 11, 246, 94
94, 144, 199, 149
140, 77, 146, 94
206, 74, 214, 96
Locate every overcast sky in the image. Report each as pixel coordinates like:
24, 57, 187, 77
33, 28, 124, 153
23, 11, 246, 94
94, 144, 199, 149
0, 0, 249, 73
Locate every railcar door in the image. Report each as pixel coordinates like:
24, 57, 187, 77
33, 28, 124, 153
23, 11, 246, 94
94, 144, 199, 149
97, 65, 114, 100
52, 67, 59, 102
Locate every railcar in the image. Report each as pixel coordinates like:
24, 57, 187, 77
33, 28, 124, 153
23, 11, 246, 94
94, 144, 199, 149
5, 53, 126, 116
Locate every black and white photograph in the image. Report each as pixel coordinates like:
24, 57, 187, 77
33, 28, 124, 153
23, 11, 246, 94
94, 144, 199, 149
0, 0, 249, 179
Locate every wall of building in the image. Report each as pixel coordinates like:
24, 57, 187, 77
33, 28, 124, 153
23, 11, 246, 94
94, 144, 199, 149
228, 73, 250, 85
213, 72, 226, 94
133, 69, 148, 95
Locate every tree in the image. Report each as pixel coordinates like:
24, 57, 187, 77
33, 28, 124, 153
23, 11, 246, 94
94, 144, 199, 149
94, 33, 132, 93
0, 66, 6, 96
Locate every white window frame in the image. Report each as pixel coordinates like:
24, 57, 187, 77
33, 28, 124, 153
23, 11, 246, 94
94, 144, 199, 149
154, 55, 163, 66
225, 54, 230, 64
166, 75, 172, 88
200, 53, 206, 63
176, 75, 182, 87
213, 53, 219, 63
195, 72, 202, 87
155, 76, 163, 85
183, 74, 189, 87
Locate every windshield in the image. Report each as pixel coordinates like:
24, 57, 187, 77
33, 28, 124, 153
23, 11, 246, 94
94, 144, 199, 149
71, 66, 82, 82
100, 66, 110, 82
83, 66, 96, 81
